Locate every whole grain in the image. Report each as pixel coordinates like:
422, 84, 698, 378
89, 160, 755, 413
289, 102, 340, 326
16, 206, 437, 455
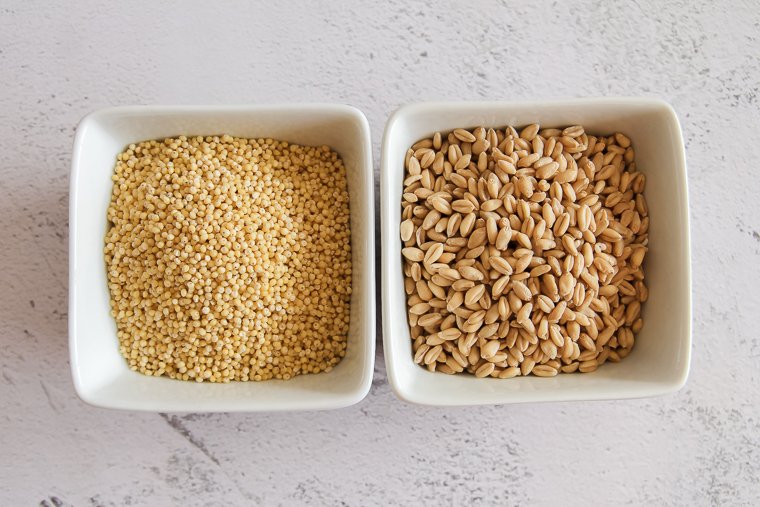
401, 124, 648, 378
106, 135, 352, 382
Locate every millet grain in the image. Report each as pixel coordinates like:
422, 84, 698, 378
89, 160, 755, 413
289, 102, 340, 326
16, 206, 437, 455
105, 135, 352, 382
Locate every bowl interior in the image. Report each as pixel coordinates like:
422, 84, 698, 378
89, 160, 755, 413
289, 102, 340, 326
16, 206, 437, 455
71, 105, 374, 411
382, 99, 690, 405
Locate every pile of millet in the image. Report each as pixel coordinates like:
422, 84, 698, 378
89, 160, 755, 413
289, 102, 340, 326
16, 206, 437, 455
105, 135, 352, 382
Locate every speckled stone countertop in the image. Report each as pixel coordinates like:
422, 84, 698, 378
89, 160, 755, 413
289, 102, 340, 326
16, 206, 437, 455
2, 1, 759, 505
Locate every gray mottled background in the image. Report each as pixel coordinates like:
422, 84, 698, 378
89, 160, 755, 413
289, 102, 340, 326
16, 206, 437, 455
1, 0, 759, 505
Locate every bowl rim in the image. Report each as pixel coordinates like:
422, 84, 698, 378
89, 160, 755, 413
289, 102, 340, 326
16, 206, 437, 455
69, 103, 376, 412
380, 97, 692, 406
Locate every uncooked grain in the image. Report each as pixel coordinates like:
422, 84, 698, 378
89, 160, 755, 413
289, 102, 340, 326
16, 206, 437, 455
400, 123, 648, 378
106, 135, 352, 382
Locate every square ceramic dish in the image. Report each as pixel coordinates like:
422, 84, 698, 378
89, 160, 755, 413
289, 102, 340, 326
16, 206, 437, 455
381, 98, 691, 406
70, 104, 375, 411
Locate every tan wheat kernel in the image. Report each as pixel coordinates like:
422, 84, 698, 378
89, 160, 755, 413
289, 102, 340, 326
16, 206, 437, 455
400, 124, 648, 378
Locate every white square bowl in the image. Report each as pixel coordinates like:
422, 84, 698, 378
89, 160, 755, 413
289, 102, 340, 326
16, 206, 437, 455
381, 98, 691, 406
70, 104, 375, 411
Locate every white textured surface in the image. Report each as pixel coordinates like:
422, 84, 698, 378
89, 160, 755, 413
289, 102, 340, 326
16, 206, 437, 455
1, 0, 759, 505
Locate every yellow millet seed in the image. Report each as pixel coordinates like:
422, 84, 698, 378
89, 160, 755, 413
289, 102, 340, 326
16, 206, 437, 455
104, 135, 352, 382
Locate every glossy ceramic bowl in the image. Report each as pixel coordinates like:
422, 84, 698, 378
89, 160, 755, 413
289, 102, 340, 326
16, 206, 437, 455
70, 104, 375, 411
381, 98, 691, 405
